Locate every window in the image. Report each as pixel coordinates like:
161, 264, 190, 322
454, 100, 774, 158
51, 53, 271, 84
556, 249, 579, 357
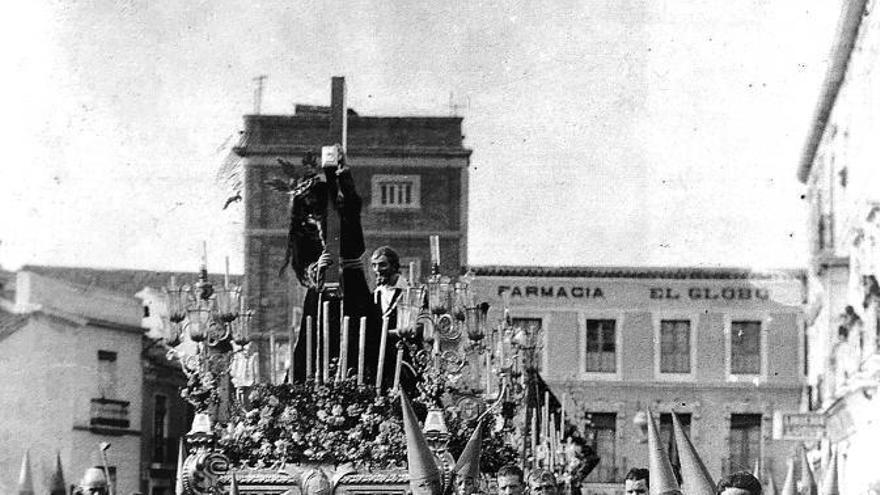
97, 350, 118, 399
584, 413, 617, 482
660, 320, 691, 374
731, 320, 762, 375
152, 395, 169, 463
728, 414, 762, 474
585, 319, 616, 373
370, 174, 421, 209
512, 318, 542, 371
658, 413, 691, 453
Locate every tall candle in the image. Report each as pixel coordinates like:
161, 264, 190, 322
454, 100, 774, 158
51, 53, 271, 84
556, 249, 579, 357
408, 261, 416, 286
531, 410, 538, 462
543, 391, 550, 439
305, 316, 313, 379
289, 317, 297, 382
224, 256, 230, 288
322, 301, 331, 384
560, 392, 567, 440
201, 241, 208, 268
315, 303, 322, 383
429, 235, 440, 267
376, 317, 389, 391
485, 353, 492, 396
269, 330, 276, 385
357, 317, 367, 385
393, 343, 404, 391
339, 316, 350, 381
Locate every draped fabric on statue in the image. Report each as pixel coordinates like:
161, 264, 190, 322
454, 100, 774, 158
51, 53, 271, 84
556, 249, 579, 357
289, 167, 403, 388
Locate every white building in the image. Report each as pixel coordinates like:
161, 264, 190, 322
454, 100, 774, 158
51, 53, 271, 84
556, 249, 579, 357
797, 0, 880, 492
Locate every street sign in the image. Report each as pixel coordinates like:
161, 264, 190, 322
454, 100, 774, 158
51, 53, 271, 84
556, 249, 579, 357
773, 411, 825, 440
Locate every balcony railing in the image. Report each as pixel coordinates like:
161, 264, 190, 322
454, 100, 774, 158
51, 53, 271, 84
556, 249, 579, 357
90, 398, 130, 429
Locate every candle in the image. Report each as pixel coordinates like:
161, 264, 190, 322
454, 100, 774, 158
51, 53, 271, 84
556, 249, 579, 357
322, 301, 331, 384
357, 317, 367, 385
485, 353, 492, 396
531, 410, 538, 462
305, 316, 313, 379
224, 256, 230, 288
289, 316, 297, 382
393, 343, 404, 391
339, 316, 350, 381
269, 330, 276, 385
376, 317, 389, 391
429, 235, 440, 267
201, 241, 208, 268
560, 392, 567, 439
408, 261, 416, 286
315, 303, 322, 383
543, 391, 550, 439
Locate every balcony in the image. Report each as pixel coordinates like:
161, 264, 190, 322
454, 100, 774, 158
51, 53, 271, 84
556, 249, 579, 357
90, 398, 130, 429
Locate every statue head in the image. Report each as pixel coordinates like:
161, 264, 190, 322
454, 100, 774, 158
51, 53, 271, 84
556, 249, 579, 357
370, 245, 401, 286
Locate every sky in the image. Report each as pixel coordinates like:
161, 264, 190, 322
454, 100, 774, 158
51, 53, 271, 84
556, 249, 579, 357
0, 0, 844, 273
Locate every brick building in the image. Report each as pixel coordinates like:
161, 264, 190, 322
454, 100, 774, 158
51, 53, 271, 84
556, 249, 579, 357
233, 104, 471, 378
470, 265, 806, 494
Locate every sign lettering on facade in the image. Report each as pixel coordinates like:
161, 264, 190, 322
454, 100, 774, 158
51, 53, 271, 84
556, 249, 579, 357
495, 285, 770, 301
649, 287, 770, 301
772, 412, 825, 440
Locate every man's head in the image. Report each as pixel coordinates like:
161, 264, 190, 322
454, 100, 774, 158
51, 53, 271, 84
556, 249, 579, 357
456, 474, 478, 495
497, 464, 524, 495
715, 472, 762, 495
527, 469, 558, 495
371, 246, 401, 286
625, 468, 649, 495
79, 467, 109, 494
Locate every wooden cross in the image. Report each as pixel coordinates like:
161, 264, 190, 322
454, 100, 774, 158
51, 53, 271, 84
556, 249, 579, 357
321, 76, 347, 295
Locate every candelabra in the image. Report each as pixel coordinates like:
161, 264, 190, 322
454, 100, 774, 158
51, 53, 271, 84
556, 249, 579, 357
153, 248, 255, 383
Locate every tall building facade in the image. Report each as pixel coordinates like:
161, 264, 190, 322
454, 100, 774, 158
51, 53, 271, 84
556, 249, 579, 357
234, 104, 471, 378
797, 0, 880, 492
470, 265, 805, 494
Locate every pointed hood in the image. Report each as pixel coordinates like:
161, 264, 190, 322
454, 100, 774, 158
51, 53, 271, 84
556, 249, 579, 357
765, 469, 778, 495
671, 412, 714, 495
781, 458, 796, 495
646, 411, 682, 495
820, 448, 838, 495
175, 438, 186, 495
48, 451, 67, 495
400, 390, 442, 495
230, 472, 241, 495
800, 446, 817, 495
453, 421, 483, 481
17, 450, 35, 495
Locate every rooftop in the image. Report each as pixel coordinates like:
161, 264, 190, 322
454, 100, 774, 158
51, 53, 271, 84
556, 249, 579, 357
468, 265, 805, 281
20, 265, 242, 298
797, 0, 870, 183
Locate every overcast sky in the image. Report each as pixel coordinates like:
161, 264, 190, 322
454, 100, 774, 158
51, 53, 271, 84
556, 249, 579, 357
0, 0, 843, 273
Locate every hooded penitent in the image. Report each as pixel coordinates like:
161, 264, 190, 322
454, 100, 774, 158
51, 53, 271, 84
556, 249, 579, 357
16, 450, 34, 495
765, 470, 778, 495
453, 421, 483, 489
781, 458, 796, 495
800, 446, 817, 495
646, 411, 682, 495
671, 412, 714, 495
400, 390, 443, 495
48, 451, 66, 495
820, 448, 838, 495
